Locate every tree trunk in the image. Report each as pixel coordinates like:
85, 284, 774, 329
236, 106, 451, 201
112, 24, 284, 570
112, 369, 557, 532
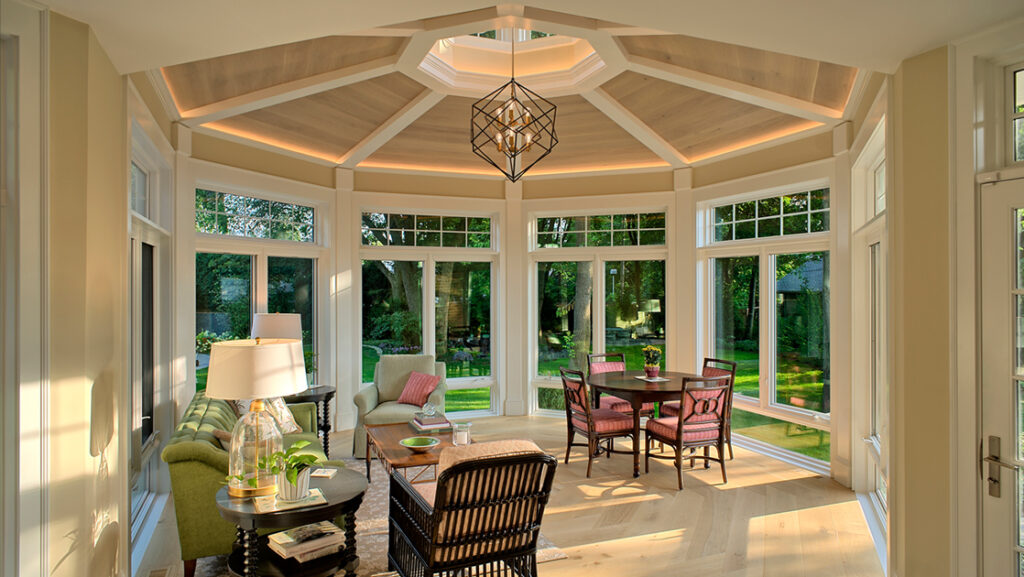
573, 262, 592, 370
436, 262, 455, 359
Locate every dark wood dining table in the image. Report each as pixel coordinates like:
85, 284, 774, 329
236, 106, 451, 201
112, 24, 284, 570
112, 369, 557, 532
588, 369, 702, 478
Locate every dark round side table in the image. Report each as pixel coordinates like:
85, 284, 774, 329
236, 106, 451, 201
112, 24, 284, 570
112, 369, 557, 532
285, 384, 337, 457
215, 467, 367, 577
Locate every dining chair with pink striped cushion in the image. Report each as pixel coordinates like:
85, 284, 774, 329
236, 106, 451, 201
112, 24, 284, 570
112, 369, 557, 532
661, 357, 737, 458
559, 368, 634, 478
644, 375, 731, 490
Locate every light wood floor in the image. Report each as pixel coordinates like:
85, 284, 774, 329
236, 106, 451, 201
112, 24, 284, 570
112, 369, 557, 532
139, 416, 883, 577
336, 416, 884, 577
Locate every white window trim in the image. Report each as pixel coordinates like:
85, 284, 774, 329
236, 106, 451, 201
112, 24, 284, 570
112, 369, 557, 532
189, 159, 336, 402
691, 167, 836, 472
127, 79, 176, 576
525, 192, 676, 415
1007, 61, 1024, 167
354, 193, 505, 416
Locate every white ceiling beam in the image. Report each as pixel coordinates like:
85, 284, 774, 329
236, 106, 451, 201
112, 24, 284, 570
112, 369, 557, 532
626, 53, 843, 124
146, 69, 182, 121
581, 88, 689, 168
178, 55, 400, 126
337, 89, 445, 168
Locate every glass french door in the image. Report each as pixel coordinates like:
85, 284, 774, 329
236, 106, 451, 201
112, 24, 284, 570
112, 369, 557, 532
980, 177, 1024, 575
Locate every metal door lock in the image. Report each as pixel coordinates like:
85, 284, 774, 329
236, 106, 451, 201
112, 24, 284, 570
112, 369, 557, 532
983, 435, 1020, 498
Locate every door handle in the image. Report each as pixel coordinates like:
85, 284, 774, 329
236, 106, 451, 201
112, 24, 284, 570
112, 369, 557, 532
983, 455, 1021, 472
982, 435, 1020, 498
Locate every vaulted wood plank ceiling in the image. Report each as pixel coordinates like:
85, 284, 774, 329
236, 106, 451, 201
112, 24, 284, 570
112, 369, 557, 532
153, 5, 863, 177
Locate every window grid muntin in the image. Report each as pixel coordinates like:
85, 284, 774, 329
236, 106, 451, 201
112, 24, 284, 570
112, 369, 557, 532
195, 188, 315, 243
536, 212, 667, 248
712, 188, 830, 243
361, 212, 492, 249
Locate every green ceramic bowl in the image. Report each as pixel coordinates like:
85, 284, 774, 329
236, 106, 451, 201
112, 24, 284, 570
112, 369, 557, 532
399, 436, 440, 453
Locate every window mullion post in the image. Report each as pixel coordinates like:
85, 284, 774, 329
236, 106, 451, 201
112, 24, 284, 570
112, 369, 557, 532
255, 252, 268, 315
594, 255, 605, 356
760, 247, 773, 409
423, 257, 435, 359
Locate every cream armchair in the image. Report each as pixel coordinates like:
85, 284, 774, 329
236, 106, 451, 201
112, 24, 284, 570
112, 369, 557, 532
353, 354, 447, 456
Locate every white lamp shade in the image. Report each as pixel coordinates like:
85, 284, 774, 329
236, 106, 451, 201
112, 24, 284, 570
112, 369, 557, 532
205, 338, 308, 400
251, 313, 303, 341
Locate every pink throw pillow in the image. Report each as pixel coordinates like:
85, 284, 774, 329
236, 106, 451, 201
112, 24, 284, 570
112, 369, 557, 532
397, 371, 441, 406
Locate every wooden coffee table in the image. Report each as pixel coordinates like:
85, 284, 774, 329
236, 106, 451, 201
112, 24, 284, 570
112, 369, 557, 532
364, 423, 460, 484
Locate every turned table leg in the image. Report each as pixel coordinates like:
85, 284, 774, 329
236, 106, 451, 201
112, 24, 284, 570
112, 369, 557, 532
632, 398, 641, 478
242, 527, 259, 577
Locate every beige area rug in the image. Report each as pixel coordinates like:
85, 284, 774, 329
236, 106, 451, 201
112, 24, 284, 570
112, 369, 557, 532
196, 458, 566, 577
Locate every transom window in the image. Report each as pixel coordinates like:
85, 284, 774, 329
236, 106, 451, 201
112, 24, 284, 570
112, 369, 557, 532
713, 188, 829, 242
361, 213, 492, 248
195, 188, 315, 243
536, 212, 666, 248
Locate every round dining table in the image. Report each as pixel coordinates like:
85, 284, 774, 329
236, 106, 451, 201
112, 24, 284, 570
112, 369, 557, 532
588, 369, 702, 478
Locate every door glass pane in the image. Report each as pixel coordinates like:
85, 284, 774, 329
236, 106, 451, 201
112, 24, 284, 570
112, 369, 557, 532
436, 261, 492, 413
268, 257, 315, 380
1019, 381, 1024, 462
361, 260, 423, 383
141, 243, 154, 443
732, 408, 830, 461
713, 257, 760, 398
130, 161, 148, 217
195, 253, 252, 390
537, 261, 593, 376
775, 251, 830, 414
1017, 296, 1024, 376
1016, 118, 1024, 164
605, 260, 666, 369
1016, 209, 1024, 289
871, 243, 887, 438
436, 262, 491, 379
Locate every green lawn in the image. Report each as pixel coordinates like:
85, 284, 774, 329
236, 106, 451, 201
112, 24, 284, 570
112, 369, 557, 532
537, 343, 666, 376
732, 408, 830, 461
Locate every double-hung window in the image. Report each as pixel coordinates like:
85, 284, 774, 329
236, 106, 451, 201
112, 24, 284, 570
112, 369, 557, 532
531, 209, 669, 412
360, 211, 498, 414
701, 184, 831, 464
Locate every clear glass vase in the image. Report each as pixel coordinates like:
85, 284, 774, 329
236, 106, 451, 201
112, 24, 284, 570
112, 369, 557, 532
227, 400, 283, 498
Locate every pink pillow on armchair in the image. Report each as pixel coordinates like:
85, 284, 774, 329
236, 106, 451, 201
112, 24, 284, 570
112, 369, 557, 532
397, 371, 441, 406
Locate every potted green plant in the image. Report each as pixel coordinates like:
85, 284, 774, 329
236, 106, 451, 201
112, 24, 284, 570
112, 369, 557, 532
642, 345, 662, 378
265, 440, 319, 501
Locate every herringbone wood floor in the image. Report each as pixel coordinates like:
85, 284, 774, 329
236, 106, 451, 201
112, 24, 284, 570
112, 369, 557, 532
336, 415, 884, 577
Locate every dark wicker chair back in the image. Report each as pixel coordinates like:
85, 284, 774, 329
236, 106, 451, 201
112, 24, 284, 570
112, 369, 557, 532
702, 357, 738, 458
388, 451, 558, 577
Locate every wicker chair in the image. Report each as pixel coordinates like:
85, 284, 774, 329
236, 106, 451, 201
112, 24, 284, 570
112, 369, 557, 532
388, 440, 558, 577
645, 375, 732, 490
560, 368, 635, 477
661, 358, 738, 459
586, 353, 655, 417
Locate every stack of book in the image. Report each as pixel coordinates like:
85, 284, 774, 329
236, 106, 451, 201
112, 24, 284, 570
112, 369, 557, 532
411, 411, 451, 432
268, 521, 345, 563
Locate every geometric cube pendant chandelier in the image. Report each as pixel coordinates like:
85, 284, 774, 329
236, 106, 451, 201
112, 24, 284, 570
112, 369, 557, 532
470, 29, 557, 181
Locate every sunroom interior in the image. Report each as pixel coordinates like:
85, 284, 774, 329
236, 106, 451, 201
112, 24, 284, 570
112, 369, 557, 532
3, 1, 1024, 577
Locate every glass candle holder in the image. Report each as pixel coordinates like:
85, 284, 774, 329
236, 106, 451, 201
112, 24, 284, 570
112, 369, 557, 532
452, 422, 472, 446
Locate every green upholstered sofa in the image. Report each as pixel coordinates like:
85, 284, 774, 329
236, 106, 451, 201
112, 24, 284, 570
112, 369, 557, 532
353, 354, 447, 456
161, 390, 342, 577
